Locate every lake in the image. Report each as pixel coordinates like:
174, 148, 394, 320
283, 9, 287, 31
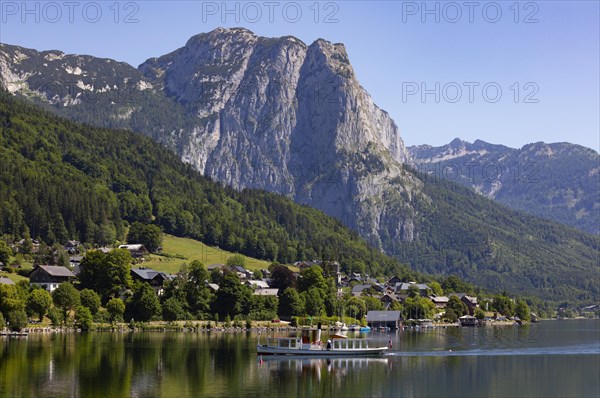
1, 319, 598, 397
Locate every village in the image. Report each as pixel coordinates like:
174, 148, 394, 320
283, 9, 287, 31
0, 238, 552, 334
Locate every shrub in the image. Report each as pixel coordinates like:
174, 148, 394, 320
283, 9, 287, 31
47, 307, 64, 326
7, 309, 28, 331
75, 306, 93, 331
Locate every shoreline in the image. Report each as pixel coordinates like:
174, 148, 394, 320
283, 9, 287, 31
2, 318, 569, 335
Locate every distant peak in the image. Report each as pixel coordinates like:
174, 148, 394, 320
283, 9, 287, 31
211, 27, 256, 35
449, 137, 466, 147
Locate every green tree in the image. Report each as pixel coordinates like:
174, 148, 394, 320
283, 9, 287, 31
80, 289, 101, 315
0, 284, 25, 316
492, 294, 516, 317
446, 296, 468, 317
442, 275, 472, 294
345, 296, 367, 320
0, 312, 5, 328
127, 222, 162, 253
166, 260, 214, 318
78, 249, 132, 302
429, 281, 443, 296
106, 298, 125, 323
7, 309, 28, 331
52, 283, 80, 324
363, 296, 383, 312
26, 289, 52, 321
213, 272, 251, 319
226, 254, 246, 269
475, 308, 486, 320
515, 299, 531, 322
444, 308, 458, 322
127, 282, 161, 322
389, 300, 403, 312
304, 287, 325, 317
403, 296, 436, 320
248, 295, 279, 320
162, 297, 186, 321
47, 307, 63, 326
297, 266, 327, 293
407, 284, 421, 298
278, 287, 304, 318
75, 306, 93, 331
0, 240, 11, 266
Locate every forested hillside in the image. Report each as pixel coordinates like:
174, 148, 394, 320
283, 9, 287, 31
0, 92, 414, 278
1, 92, 598, 304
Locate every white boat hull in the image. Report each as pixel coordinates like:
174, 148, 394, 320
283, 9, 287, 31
256, 344, 389, 356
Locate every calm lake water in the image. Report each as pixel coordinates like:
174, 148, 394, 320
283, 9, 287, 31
1, 319, 599, 398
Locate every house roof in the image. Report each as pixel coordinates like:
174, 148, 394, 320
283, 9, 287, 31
351, 284, 371, 293
381, 292, 399, 302
131, 268, 167, 281
119, 244, 147, 251
206, 283, 219, 291
0, 277, 15, 285
430, 296, 449, 303
252, 288, 279, 296
207, 263, 225, 270
366, 311, 402, 322
230, 265, 248, 273
395, 282, 430, 291
35, 265, 76, 277
246, 280, 270, 289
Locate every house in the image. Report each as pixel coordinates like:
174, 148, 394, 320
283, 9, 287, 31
461, 295, 479, 315
394, 282, 430, 297
447, 293, 479, 315
63, 240, 81, 255
294, 260, 322, 270
380, 292, 400, 309
245, 280, 270, 289
118, 244, 149, 258
366, 311, 402, 330
459, 315, 477, 326
430, 295, 450, 309
207, 263, 226, 272
228, 265, 252, 280
387, 275, 402, 285
29, 265, 76, 292
252, 288, 279, 296
0, 277, 15, 285
69, 255, 83, 268
130, 267, 170, 295
351, 284, 372, 297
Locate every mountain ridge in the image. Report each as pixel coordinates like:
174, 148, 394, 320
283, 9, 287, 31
1, 30, 599, 303
409, 138, 600, 235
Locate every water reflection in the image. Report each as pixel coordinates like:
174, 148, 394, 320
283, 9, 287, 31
0, 320, 598, 398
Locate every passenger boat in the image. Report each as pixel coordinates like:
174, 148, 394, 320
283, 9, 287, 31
256, 324, 389, 356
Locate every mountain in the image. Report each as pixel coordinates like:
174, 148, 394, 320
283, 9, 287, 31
0, 29, 416, 252
0, 92, 415, 279
409, 139, 600, 235
1, 30, 599, 303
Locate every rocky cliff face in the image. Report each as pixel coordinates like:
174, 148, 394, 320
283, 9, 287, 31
410, 139, 600, 235
0, 28, 418, 250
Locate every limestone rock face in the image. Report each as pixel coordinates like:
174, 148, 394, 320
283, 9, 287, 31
1, 28, 420, 250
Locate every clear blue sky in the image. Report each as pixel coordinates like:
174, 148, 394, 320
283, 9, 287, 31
1, 1, 598, 151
